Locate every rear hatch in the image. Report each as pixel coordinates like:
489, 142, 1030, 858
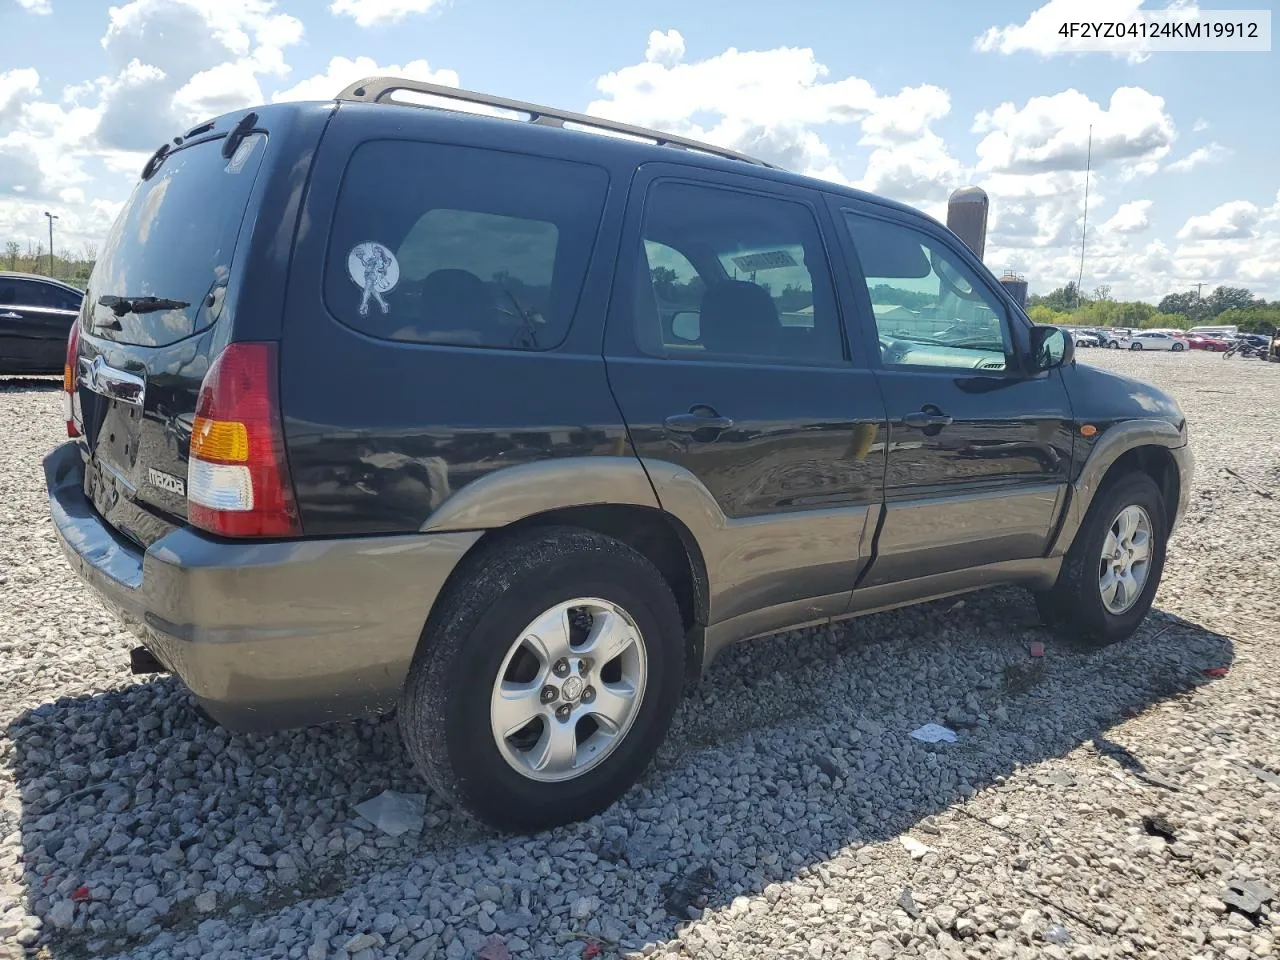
75, 124, 270, 548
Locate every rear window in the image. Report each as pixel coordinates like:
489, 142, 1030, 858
324, 141, 608, 350
88, 132, 268, 346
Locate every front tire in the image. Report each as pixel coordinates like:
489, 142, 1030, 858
1130, 342, 1143, 350
1036, 473, 1167, 649
399, 526, 685, 832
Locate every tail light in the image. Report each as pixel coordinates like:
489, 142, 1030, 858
63, 322, 81, 438
187, 342, 301, 537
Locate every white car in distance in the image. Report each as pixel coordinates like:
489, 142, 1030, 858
1125, 331, 1185, 352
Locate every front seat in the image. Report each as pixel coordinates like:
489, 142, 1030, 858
418, 268, 499, 345
698, 280, 780, 358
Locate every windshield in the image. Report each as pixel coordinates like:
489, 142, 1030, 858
86, 132, 268, 346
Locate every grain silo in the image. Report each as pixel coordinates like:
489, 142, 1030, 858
947, 187, 989, 260
999, 271, 1028, 308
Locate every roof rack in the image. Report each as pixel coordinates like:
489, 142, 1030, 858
335, 77, 780, 170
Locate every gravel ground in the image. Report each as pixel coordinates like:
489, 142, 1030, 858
1, 349, 1277, 960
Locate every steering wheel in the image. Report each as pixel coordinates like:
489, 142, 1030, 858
879, 335, 912, 364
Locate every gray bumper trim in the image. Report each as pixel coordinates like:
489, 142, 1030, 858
45, 442, 480, 732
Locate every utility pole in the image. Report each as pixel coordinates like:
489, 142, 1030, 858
43, 211, 58, 278
1075, 125, 1092, 310
1192, 282, 1204, 298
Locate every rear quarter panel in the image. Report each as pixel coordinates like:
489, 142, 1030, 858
279, 105, 639, 535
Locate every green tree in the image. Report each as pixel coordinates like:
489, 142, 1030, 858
1216, 305, 1280, 335
1028, 305, 1069, 326
1157, 291, 1209, 321
1035, 281, 1080, 312
1205, 285, 1257, 316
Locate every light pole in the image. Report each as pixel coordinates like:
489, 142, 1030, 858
43, 211, 58, 277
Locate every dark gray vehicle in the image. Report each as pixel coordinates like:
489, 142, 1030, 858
0, 272, 83, 374
46, 79, 1194, 831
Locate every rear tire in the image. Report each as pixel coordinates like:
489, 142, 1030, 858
1035, 473, 1167, 649
1171, 342, 1185, 352
399, 526, 685, 832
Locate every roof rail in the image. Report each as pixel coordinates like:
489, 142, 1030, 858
334, 77, 780, 170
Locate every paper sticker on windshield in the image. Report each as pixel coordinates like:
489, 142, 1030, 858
347, 242, 399, 316
731, 250, 797, 273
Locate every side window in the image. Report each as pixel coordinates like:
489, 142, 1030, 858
643, 241, 704, 342
51, 286, 83, 311
0, 280, 19, 306
635, 181, 844, 364
6, 280, 43, 308
843, 213, 1013, 372
325, 141, 608, 350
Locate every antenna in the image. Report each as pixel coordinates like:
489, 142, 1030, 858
1076, 124, 1092, 308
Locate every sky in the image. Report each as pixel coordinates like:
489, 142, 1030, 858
0, 0, 1277, 302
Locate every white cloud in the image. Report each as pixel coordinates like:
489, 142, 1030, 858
0, 68, 41, 125
975, 0, 1199, 61
1192, 117, 1210, 133
974, 88, 1175, 175
587, 32, 963, 205
95, 0, 302, 151
14, 0, 52, 13
1101, 199, 1153, 233
271, 56, 459, 103
172, 62, 264, 125
329, 0, 446, 27
1165, 142, 1229, 173
645, 29, 685, 68
1176, 200, 1260, 240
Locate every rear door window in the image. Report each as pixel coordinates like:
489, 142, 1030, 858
325, 141, 608, 350
89, 132, 269, 346
634, 181, 844, 364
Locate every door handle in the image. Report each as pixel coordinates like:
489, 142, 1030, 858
902, 408, 953, 429
663, 411, 734, 434
0, 312, 20, 319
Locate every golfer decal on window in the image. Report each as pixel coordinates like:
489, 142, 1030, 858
347, 241, 400, 316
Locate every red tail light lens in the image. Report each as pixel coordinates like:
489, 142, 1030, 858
64, 322, 81, 438
186, 342, 301, 538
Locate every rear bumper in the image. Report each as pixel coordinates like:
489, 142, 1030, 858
45, 442, 480, 732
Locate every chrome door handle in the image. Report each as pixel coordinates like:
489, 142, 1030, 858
663, 412, 734, 434
902, 409, 953, 429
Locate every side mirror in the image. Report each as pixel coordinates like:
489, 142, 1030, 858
1029, 325, 1074, 371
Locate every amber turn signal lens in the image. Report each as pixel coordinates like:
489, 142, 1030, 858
1080, 424, 1098, 437
191, 416, 250, 463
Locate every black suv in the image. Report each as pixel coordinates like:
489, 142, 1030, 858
46, 79, 1193, 831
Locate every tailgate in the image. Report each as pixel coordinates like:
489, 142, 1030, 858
74, 123, 271, 548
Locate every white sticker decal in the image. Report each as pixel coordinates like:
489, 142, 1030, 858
347, 241, 399, 316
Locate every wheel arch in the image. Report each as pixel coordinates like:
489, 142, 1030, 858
1095, 445, 1181, 532
427, 500, 710, 686
1050, 420, 1188, 557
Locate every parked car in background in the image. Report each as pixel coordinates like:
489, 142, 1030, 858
45, 79, 1195, 831
1186, 333, 1231, 352
1105, 329, 1132, 348
0, 272, 84, 375
1189, 324, 1239, 339
1073, 329, 1105, 348
1128, 331, 1184, 352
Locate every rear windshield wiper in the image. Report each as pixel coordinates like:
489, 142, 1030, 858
98, 295, 190, 317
